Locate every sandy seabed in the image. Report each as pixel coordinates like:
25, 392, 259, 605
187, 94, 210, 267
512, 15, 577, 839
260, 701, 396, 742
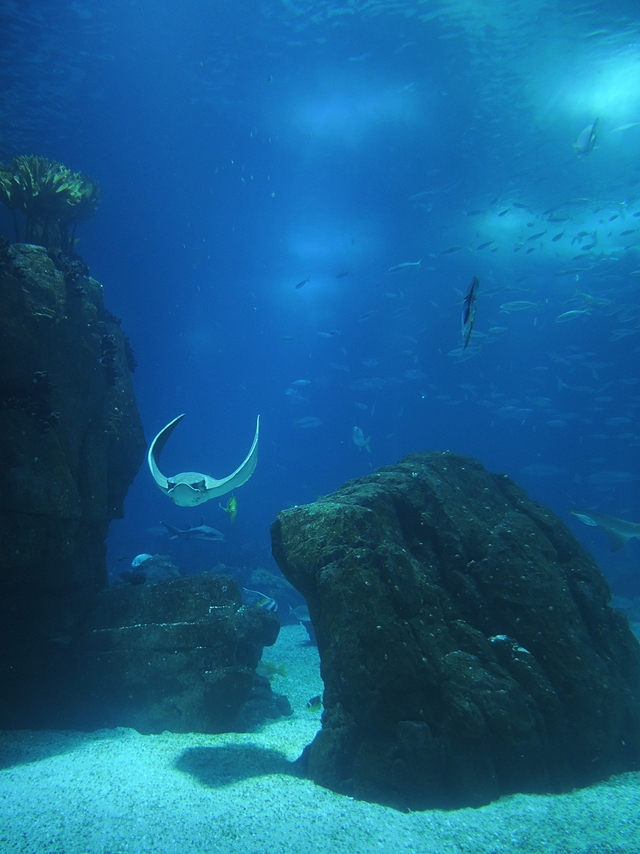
1, 623, 639, 854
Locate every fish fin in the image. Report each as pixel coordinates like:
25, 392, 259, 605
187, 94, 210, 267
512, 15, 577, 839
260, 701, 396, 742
607, 531, 629, 552
161, 521, 179, 535
160, 522, 180, 540
148, 414, 186, 492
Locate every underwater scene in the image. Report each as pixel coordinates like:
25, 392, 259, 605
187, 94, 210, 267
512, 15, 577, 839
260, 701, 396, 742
1, 0, 640, 851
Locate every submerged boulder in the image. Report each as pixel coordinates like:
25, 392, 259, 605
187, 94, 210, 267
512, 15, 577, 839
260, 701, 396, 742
60, 574, 284, 733
271, 451, 640, 810
0, 242, 145, 726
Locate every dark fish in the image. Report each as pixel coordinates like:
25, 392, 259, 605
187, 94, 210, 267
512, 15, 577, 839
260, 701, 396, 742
476, 241, 494, 250
295, 277, 310, 289
573, 118, 599, 156
295, 415, 323, 429
570, 510, 640, 551
461, 275, 480, 349
498, 208, 510, 216
527, 231, 547, 241
306, 695, 322, 712
552, 232, 564, 242
439, 245, 462, 255
335, 270, 349, 278
161, 519, 225, 541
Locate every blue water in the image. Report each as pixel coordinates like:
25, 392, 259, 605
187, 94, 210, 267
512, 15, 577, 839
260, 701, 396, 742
1, 0, 639, 597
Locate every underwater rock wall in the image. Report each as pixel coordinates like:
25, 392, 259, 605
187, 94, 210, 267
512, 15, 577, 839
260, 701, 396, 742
271, 451, 640, 810
0, 242, 146, 726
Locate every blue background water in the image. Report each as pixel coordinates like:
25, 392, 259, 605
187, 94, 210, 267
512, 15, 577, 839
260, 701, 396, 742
1, 0, 639, 597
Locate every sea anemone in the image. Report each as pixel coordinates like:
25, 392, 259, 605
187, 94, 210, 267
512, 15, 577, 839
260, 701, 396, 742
0, 155, 100, 255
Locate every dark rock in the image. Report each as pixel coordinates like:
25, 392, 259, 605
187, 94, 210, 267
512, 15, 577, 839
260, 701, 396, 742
0, 243, 146, 727
59, 574, 282, 733
233, 674, 293, 732
271, 451, 640, 810
120, 553, 182, 585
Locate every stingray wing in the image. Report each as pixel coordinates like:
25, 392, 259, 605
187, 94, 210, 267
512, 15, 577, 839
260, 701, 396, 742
148, 414, 260, 506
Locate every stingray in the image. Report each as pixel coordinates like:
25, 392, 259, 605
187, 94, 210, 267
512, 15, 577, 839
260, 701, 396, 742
148, 413, 260, 507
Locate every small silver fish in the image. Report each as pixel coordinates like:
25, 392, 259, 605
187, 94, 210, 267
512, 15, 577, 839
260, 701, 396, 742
289, 604, 311, 622
358, 310, 378, 322
500, 300, 540, 313
131, 553, 154, 567
554, 309, 589, 322
387, 260, 421, 273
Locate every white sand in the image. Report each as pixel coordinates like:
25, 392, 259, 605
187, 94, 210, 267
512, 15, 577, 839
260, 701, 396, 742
1, 623, 639, 854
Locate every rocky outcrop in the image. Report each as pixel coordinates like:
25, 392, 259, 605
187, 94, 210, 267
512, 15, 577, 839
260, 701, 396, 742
271, 451, 640, 810
59, 574, 284, 733
0, 242, 146, 726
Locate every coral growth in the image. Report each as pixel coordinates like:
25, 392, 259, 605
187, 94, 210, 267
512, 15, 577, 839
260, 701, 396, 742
0, 155, 99, 255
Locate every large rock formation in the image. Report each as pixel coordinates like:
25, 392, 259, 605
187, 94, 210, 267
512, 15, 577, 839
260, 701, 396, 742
59, 574, 285, 733
0, 242, 146, 726
271, 451, 640, 810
